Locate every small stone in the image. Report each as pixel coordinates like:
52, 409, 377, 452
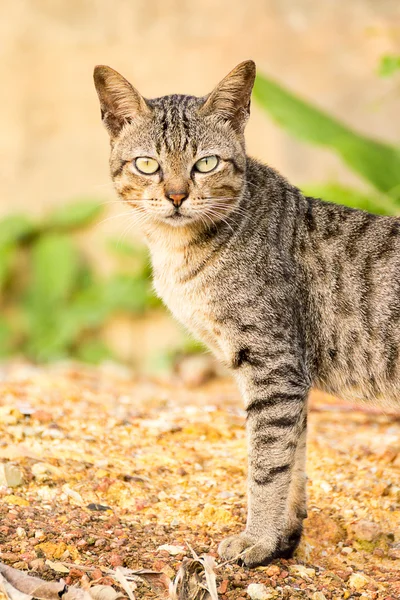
91, 568, 103, 581
218, 491, 235, 499
312, 593, 327, 600
247, 583, 274, 600
265, 565, 280, 577
109, 553, 123, 567
3, 494, 29, 507
157, 544, 185, 556
29, 558, 45, 572
34, 530, 46, 539
31, 410, 53, 423
279, 570, 289, 579
352, 520, 381, 542
218, 580, 229, 594
0, 407, 24, 425
32, 462, 64, 481
13, 561, 28, 570
348, 573, 370, 590
289, 564, 316, 579
0, 464, 24, 488
16, 527, 26, 538
388, 547, 400, 560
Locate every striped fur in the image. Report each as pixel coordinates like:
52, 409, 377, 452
94, 61, 400, 567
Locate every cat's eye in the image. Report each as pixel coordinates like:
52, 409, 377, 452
135, 157, 160, 175
194, 155, 219, 173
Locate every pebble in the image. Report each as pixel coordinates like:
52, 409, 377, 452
348, 573, 370, 590
0, 463, 24, 488
247, 583, 273, 600
157, 544, 185, 556
109, 553, 123, 567
218, 491, 235, 499
16, 527, 26, 538
352, 520, 381, 542
289, 565, 316, 579
29, 558, 45, 571
265, 565, 280, 577
31, 462, 64, 481
34, 530, 46, 539
31, 410, 53, 423
312, 593, 327, 600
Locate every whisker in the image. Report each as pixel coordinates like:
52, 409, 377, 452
96, 211, 138, 228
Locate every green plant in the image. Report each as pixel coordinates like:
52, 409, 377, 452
0, 200, 161, 363
253, 72, 400, 215
378, 54, 400, 78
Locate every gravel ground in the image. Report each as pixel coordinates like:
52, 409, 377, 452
0, 362, 399, 599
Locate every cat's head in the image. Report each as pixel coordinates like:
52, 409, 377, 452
93, 61, 256, 231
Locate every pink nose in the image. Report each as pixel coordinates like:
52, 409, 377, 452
167, 192, 188, 207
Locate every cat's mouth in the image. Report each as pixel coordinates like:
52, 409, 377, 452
166, 210, 191, 223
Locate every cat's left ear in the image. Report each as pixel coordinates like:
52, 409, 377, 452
93, 65, 150, 137
201, 60, 256, 132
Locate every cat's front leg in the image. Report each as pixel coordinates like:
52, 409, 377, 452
219, 362, 310, 567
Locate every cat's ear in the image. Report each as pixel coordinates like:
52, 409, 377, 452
201, 60, 256, 132
93, 66, 150, 136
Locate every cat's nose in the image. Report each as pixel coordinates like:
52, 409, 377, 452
166, 192, 188, 207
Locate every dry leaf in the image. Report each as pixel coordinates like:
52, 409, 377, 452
112, 568, 170, 597
0, 563, 93, 600
113, 569, 135, 600
44, 562, 69, 575
169, 552, 219, 600
88, 586, 125, 600
0, 563, 65, 600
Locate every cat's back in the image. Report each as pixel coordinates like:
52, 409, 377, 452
299, 194, 400, 405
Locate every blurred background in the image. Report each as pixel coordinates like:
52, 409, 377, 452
1, 0, 399, 376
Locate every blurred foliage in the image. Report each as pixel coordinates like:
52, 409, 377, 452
0, 200, 161, 363
378, 54, 400, 78
254, 72, 400, 215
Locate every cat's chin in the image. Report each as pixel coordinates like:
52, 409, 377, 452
161, 214, 196, 227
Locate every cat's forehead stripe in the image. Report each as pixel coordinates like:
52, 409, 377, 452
150, 94, 202, 153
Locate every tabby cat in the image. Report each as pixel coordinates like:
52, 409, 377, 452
93, 61, 400, 567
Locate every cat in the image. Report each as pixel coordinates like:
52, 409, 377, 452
93, 61, 400, 567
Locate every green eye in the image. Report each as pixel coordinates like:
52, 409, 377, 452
135, 157, 160, 174
194, 155, 219, 173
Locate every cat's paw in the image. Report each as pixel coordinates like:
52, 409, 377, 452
218, 533, 276, 568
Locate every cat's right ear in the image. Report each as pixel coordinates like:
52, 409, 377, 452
200, 60, 256, 133
93, 66, 150, 137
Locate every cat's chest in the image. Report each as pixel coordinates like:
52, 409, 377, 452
154, 264, 210, 330
151, 250, 223, 351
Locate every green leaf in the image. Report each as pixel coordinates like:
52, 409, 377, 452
102, 274, 152, 314
45, 199, 104, 231
378, 55, 400, 78
0, 244, 18, 290
302, 183, 400, 216
253, 74, 400, 199
0, 215, 36, 247
0, 317, 14, 357
107, 238, 153, 279
75, 339, 114, 364
28, 233, 81, 308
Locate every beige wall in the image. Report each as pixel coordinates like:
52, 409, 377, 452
1, 0, 399, 221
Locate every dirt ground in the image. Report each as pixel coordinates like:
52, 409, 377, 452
0, 362, 399, 599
